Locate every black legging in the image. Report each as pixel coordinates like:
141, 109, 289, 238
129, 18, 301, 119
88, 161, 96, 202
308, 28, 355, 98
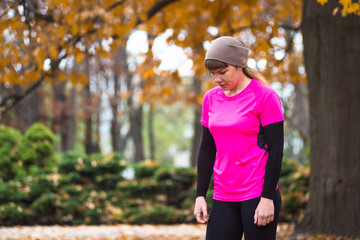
206, 190, 281, 240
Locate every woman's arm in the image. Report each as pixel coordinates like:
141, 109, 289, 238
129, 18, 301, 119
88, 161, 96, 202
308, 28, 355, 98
194, 126, 216, 223
255, 121, 284, 226
261, 121, 284, 200
196, 126, 217, 197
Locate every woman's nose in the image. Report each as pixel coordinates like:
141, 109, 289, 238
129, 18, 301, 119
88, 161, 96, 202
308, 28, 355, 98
213, 76, 222, 83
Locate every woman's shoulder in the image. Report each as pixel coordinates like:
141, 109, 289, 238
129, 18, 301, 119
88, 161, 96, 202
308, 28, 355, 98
251, 79, 279, 98
204, 86, 222, 98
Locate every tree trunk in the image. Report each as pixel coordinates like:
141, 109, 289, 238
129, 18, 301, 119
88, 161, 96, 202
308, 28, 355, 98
147, 106, 156, 160
52, 80, 72, 152
296, 0, 360, 237
110, 44, 132, 154
83, 51, 100, 154
123, 44, 144, 162
130, 105, 144, 162
83, 83, 93, 154
190, 77, 203, 167
111, 70, 121, 152
63, 86, 76, 151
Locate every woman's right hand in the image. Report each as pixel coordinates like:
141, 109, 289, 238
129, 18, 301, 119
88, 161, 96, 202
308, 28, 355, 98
194, 196, 209, 223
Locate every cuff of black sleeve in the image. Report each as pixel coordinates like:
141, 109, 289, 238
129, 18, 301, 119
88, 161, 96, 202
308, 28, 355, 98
261, 191, 276, 200
196, 190, 207, 198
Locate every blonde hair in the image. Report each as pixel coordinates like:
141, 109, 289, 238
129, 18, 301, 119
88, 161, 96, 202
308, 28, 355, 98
205, 59, 268, 85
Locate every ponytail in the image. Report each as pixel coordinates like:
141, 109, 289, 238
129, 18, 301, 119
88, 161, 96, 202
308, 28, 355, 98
243, 67, 268, 85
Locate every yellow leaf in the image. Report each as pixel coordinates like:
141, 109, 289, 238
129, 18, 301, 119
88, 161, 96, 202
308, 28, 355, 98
137, 90, 146, 103
0, 57, 10, 70
49, 45, 58, 59
317, 0, 328, 6
66, 12, 75, 25
75, 52, 83, 64
3, 69, 18, 84
34, 47, 47, 67
26, 70, 41, 84
78, 73, 89, 85
44, 75, 53, 84
71, 23, 80, 35
98, 49, 110, 58
80, 21, 93, 35
57, 71, 67, 82
69, 73, 79, 85
350, 3, 360, 13
58, 26, 67, 39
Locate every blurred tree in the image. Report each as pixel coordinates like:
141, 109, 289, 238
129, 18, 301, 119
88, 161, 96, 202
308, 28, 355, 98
0, 0, 184, 162
51, 79, 71, 151
83, 50, 101, 154
0, 0, 313, 165
109, 46, 126, 153
294, 0, 360, 237
0, 0, 179, 113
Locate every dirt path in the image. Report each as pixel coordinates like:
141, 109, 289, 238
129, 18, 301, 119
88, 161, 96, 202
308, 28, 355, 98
0, 224, 207, 240
0, 223, 296, 240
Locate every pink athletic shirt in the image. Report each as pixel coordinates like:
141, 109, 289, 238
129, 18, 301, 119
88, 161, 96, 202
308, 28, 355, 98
201, 78, 284, 202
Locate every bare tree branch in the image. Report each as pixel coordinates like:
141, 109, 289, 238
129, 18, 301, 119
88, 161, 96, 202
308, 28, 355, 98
0, 79, 43, 116
106, 0, 126, 11
146, 0, 180, 20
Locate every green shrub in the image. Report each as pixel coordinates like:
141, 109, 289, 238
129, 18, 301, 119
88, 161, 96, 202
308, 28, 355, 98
28, 175, 57, 202
58, 172, 83, 188
279, 158, 310, 221
20, 123, 55, 171
58, 152, 125, 190
58, 151, 84, 174
123, 204, 187, 224
280, 157, 298, 177
133, 160, 160, 178
0, 157, 310, 226
95, 173, 121, 191
0, 202, 27, 226
0, 125, 23, 181
82, 207, 104, 225
29, 193, 59, 224
57, 195, 84, 224
116, 179, 161, 198
0, 181, 29, 205
159, 167, 196, 207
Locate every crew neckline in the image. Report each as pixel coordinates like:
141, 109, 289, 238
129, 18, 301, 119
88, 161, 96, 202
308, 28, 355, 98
220, 78, 255, 99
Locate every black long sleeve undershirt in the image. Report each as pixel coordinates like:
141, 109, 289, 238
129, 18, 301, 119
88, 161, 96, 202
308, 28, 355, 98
261, 121, 284, 200
196, 121, 284, 200
196, 126, 217, 197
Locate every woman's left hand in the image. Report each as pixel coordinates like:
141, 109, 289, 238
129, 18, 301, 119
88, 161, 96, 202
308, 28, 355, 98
254, 197, 274, 226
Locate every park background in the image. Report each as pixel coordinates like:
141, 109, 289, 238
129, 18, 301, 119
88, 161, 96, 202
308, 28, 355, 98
0, 0, 359, 239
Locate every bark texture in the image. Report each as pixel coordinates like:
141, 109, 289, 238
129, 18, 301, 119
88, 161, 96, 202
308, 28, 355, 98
190, 76, 203, 168
298, 0, 360, 237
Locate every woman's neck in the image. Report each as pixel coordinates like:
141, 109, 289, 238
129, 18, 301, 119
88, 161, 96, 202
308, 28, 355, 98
225, 76, 252, 97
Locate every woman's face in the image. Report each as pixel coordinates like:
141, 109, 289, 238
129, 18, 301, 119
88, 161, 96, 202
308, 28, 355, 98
209, 65, 243, 92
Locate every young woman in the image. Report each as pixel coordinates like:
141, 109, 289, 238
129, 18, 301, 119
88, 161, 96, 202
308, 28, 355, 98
194, 36, 284, 240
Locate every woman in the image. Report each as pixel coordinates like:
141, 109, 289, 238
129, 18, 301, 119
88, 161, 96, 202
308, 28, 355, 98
194, 36, 284, 240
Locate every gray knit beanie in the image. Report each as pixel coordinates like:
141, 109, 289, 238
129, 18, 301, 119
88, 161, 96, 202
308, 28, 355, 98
205, 36, 249, 68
